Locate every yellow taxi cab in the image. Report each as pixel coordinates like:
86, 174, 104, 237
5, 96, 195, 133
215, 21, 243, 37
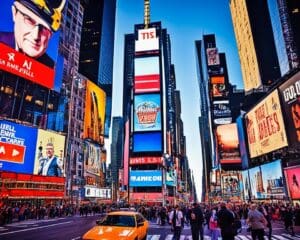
82, 211, 149, 240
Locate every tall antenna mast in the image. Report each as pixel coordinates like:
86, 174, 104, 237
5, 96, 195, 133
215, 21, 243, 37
144, 0, 150, 29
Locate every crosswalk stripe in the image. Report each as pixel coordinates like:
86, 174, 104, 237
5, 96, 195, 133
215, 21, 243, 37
165, 234, 173, 240
235, 235, 250, 240
147, 234, 160, 240
281, 233, 300, 239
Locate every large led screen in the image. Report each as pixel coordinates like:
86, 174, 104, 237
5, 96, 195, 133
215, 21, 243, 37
0, 120, 37, 174
260, 160, 284, 199
132, 132, 162, 153
221, 173, 241, 197
241, 170, 251, 201
236, 116, 249, 169
134, 94, 161, 132
248, 166, 261, 200
216, 123, 241, 164
0, 0, 66, 90
129, 170, 162, 187
245, 90, 288, 158
83, 80, 106, 144
83, 141, 101, 176
135, 28, 159, 52
134, 56, 160, 93
278, 71, 300, 147
284, 166, 300, 200
206, 48, 220, 66
33, 129, 66, 177
213, 100, 231, 117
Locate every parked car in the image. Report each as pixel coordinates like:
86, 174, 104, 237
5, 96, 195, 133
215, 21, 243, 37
82, 211, 149, 240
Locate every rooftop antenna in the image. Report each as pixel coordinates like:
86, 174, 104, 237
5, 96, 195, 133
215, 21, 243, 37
144, 0, 150, 29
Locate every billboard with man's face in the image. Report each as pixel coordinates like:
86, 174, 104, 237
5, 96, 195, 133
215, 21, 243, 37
0, 0, 66, 90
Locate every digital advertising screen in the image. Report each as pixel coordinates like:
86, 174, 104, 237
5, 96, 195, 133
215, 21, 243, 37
213, 100, 231, 117
216, 123, 241, 164
135, 28, 159, 53
85, 187, 111, 198
206, 48, 220, 66
248, 166, 262, 199
129, 170, 162, 187
260, 160, 284, 199
245, 90, 288, 158
83, 80, 106, 144
0, 120, 37, 174
0, 0, 66, 90
221, 173, 241, 197
132, 132, 162, 153
284, 166, 300, 200
134, 94, 161, 132
278, 71, 300, 147
134, 56, 160, 93
236, 116, 249, 169
241, 170, 251, 201
83, 141, 101, 176
33, 129, 66, 177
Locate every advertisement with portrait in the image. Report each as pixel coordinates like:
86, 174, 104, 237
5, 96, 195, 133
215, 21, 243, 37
0, 0, 66, 90
278, 71, 300, 147
245, 90, 288, 158
260, 160, 284, 199
83, 80, 106, 145
129, 170, 162, 187
216, 123, 241, 164
134, 56, 160, 93
213, 100, 231, 118
206, 48, 220, 66
132, 132, 162, 153
236, 116, 249, 169
284, 165, 300, 200
33, 129, 66, 177
210, 76, 227, 98
241, 170, 251, 201
248, 166, 262, 200
221, 173, 241, 197
0, 120, 37, 174
134, 94, 161, 132
83, 141, 101, 176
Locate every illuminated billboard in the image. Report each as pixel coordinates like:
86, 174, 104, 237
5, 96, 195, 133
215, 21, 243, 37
206, 48, 220, 66
134, 56, 160, 93
85, 187, 111, 198
241, 170, 251, 201
213, 100, 231, 117
0, 120, 37, 174
83, 80, 106, 144
129, 170, 162, 187
248, 166, 262, 199
245, 90, 288, 158
83, 141, 101, 176
211, 76, 227, 98
135, 28, 159, 52
132, 132, 162, 153
33, 129, 66, 177
236, 116, 249, 169
130, 156, 162, 165
134, 94, 161, 132
0, 0, 66, 90
278, 71, 300, 147
216, 123, 241, 164
284, 165, 300, 200
221, 173, 241, 197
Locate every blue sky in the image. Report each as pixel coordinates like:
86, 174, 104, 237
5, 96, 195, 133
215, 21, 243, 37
112, 0, 244, 198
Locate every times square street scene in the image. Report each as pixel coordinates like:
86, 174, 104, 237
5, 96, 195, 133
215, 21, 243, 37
1, 0, 300, 239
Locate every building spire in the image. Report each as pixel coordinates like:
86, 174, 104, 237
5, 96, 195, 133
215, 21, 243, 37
144, 0, 150, 29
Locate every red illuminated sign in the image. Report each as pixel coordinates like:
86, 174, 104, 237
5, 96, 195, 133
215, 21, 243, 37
0, 141, 25, 164
130, 156, 162, 165
0, 43, 54, 88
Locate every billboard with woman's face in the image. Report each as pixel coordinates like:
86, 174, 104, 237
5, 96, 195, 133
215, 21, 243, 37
284, 166, 300, 200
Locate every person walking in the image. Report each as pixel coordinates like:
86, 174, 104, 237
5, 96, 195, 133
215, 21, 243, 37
209, 208, 221, 240
247, 204, 267, 240
169, 205, 184, 240
217, 203, 235, 240
188, 202, 204, 240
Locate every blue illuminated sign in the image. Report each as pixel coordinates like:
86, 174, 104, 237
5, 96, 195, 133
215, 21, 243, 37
130, 170, 162, 187
133, 132, 162, 153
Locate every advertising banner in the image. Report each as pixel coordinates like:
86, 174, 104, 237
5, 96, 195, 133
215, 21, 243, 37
278, 71, 300, 147
135, 28, 159, 53
245, 90, 288, 158
206, 48, 220, 66
33, 129, 66, 177
284, 166, 300, 200
221, 173, 241, 197
260, 160, 284, 199
129, 170, 162, 187
236, 116, 249, 169
214, 117, 232, 125
248, 166, 261, 199
216, 123, 241, 164
241, 170, 251, 201
0, 120, 37, 174
83, 141, 101, 176
134, 94, 161, 131
83, 80, 106, 144
85, 186, 111, 198
213, 100, 231, 117
134, 56, 160, 93
0, 0, 66, 90
130, 156, 162, 165
132, 132, 162, 153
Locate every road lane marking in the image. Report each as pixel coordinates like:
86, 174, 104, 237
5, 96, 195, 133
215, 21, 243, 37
71, 237, 81, 240
0, 221, 73, 236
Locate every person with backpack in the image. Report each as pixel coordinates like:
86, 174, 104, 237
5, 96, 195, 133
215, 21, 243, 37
169, 205, 184, 240
188, 202, 204, 240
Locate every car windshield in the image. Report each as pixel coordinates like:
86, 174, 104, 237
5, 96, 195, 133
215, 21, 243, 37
99, 215, 136, 227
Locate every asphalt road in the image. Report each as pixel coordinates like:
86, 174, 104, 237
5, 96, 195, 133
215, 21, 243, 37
0, 215, 299, 240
